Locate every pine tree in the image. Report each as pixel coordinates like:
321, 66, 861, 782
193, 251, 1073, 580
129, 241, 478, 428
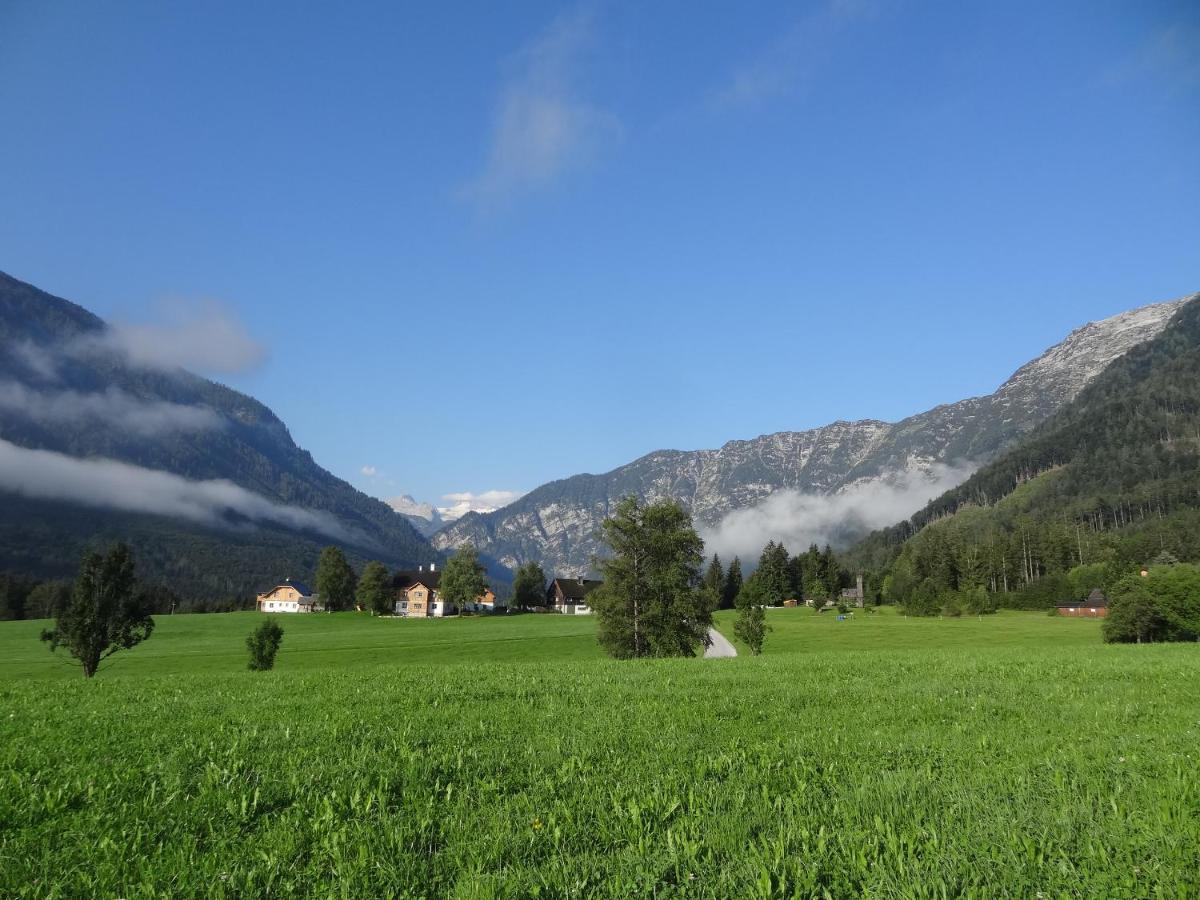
723, 557, 743, 610
704, 554, 724, 600
591, 496, 713, 658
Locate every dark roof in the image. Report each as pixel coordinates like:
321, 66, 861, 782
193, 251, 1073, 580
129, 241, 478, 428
1056, 589, 1109, 608
392, 569, 441, 590
269, 578, 312, 597
549, 577, 603, 601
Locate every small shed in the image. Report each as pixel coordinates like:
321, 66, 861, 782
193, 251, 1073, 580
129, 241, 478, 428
1057, 588, 1109, 618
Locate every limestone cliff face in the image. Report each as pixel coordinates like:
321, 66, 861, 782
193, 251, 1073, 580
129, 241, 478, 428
432, 296, 1190, 576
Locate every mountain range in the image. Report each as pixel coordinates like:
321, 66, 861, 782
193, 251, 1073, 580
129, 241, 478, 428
431, 296, 1191, 575
0, 271, 435, 599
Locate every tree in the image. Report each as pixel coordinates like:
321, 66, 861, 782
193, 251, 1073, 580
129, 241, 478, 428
755, 541, 791, 605
511, 560, 547, 610
315, 546, 356, 612
733, 577, 770, 655
591, 496, 713, 659
247, 620, 284, 670
722, 557, 743, 610
40, 544, 154, 678
704, 554, 724, 602
440, 544, 488, 615
357, 561, 392, 615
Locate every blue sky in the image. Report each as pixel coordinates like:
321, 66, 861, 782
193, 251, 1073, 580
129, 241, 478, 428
1, 0, 1197, 514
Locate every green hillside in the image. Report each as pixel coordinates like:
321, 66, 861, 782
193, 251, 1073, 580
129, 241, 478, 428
846, 294, 1200, 604
0, 271, 436, 599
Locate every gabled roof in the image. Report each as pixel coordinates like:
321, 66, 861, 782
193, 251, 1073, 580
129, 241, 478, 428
393, 570, 441, 591
264, 578, 312, 597
549, 577, 603, 601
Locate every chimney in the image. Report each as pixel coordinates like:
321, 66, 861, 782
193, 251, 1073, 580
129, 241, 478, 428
418, 565, 423, 573
430, 562, 436, 572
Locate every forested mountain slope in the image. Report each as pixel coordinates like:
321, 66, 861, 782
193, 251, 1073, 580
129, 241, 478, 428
434, 296, 1187, 575
846, 293, 1200, 600
0, 271, 434, 599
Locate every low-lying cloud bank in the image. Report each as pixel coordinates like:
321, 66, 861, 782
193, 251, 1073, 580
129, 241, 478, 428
699, 462, 977, 562
9, 299, 265, 381
0, 437, 354, 542
0, 380, 222, 436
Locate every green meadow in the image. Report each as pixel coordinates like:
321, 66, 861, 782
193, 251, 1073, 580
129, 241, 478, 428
2, 609, 1197, 897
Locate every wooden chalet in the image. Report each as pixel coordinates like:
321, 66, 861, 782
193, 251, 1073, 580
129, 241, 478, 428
547, 577, 603, 615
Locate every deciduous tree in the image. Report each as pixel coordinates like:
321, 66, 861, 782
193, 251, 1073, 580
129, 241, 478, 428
511, 560, 547, 610
315, 546, 356, 612
440, 544, 488, 616
357, 561, 392, 615
40, 543, 154, 678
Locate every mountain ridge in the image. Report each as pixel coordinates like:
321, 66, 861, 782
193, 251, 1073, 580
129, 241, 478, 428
432, 295, 1190, 575
0, 270, 436, 598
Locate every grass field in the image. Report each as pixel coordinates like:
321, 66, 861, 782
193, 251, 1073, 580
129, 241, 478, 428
2, 608, 1197, 897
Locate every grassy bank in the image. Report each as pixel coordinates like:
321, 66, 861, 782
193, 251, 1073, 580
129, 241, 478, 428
1, 609, 1195, 896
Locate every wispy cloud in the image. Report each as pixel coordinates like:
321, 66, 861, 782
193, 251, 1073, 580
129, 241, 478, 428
1109, 21, 1200, 88
712, 0, 874, 110
361, 465, 378, 477
0, 380, 222, 436
0, 437, 358, 543
460, 7, 620, 208
699, 462, 975, 562
78, 299, 267, 375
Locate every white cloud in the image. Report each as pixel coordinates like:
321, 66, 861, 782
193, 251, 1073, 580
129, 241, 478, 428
712, 0, 873, 109
0, 436, 358, 543
438, 489, 525, 521
460, 7, 620, 208
0, 380, 223, 436
77, 299, 266, 375
361, 465, 378, 477
699, 462, 976, 562
10, 340, 60, 381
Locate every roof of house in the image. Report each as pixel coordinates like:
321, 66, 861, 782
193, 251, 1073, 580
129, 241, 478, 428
264, 578, 312, 597
549, 577, 603, 601
393, 570, 441, 591
1056, 588, 1109, 608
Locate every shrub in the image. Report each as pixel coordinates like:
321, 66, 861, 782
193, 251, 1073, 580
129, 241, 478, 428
247, 620, 284, 671
1103, 565, 1200, 644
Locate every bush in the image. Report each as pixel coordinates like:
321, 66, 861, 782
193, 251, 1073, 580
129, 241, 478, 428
1104, 565, 1200, 644
247, 620, 284, 671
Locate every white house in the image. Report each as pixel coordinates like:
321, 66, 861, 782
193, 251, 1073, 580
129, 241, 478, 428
256, 578, 318, 613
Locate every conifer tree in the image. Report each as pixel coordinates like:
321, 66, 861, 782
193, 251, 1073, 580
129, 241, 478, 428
723, 557, 743, 610
591, 496, 713, 658
356, 561, 392, 615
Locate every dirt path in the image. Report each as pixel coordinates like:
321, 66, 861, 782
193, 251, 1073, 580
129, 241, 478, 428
704, 627, 737, 658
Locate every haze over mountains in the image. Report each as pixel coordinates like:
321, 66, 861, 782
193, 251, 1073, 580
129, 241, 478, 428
431, 296, 1190, 575
0, 272, 434, 598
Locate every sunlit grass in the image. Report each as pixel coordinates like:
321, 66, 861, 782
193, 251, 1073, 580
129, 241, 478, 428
1, 608, 1196, 896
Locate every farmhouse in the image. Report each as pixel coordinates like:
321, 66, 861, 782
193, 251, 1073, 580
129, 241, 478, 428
391, 565, 503, 616
1057, 588, 1110, 618
547, 577, 603, 614
257, 578, 318, 613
